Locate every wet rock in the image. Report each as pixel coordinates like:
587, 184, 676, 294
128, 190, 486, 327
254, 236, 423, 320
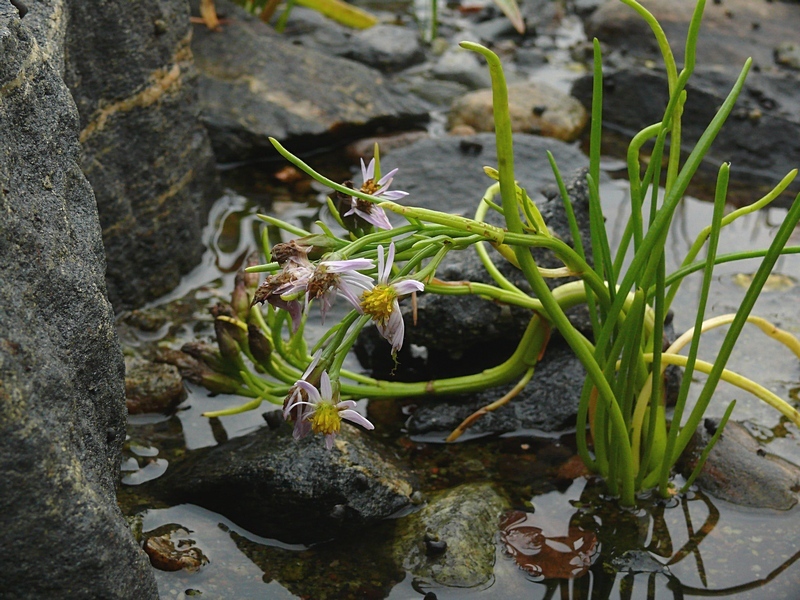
346, 24, 426, 72
404, 343, 588, 436
575, 0, 800, 205
0, 5, 157, 597
432, 46, 493, 89
393, 483, 509, 588
125, 356, 186, 414
155, 422, 415, 543
143, 526, 208, 572
191, 0, 429, 162
448, 81, 589, 142
59, 0, 219, 310
680, 420, 800, 510
775, 42, 800, 70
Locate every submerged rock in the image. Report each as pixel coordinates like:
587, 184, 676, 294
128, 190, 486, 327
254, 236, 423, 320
0, 5, 157, 597
680, 420, 800, 510
155, 422, 415, 543
190, 0, 429, 162
393, 483, 509, 588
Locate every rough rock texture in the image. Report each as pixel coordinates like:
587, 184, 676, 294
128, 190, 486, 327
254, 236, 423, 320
681, 420, 800, 510
574, 0, 800, 205
394, 483, 508, 587
449, 81, 589, 142
0, 5, 158, 597
125, 355, 186, 414
155, 422, 415, 543
191, 0, 429, 162
60, 0, 219, 310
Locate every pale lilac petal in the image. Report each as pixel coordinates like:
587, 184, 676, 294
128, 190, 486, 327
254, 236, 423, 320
377, 245, 385, 285
392, 279, 424, 296
293, 419, 312, 440
383, 243, 396, 283
302, 351, 322, 379
296, 380, 321, 404
336, 400, 358, 410
320, 372, 333, 403
322, 258, 373, 272
379, 190, 409, 201
378, 303, 405, 353
361, 158, 374, 182
268, 297, 302, 332
346, 204, 392, 230
325, 434, 335, 450
340, 409, 375, 430
337, 283, 366, 312
376, 168, 399, 188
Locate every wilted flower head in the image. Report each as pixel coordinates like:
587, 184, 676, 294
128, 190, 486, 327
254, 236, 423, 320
359, 243, 424, 354
285, 370, 374, 449
305, 256, 374, 322
343, 158, 408, 230
251, 248, 314, 331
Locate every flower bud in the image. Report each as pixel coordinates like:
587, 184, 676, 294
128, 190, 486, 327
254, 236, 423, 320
247, 324, 272, 368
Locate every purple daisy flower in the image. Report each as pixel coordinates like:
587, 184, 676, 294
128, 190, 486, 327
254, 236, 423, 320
343, 158, 409, 230
305, 256, 374, 322
359, 243, 424, 354
289, 371, 374, 449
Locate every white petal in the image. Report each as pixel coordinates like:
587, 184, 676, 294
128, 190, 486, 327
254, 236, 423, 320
384, 243, 396, 284
296, 380, 321, 404
320, 371, 333, 402
380, 190, 409, 201
376, 167, 399, 187
340, 409, 375, 430
325, 434, 335, 450
377, 245, 385, 284
392, 279, 424, 296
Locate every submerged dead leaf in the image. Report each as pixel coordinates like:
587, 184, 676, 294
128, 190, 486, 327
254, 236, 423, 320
500, 510, 598, 579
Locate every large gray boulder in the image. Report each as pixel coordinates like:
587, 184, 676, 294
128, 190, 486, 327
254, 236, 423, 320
190, 0, 429, 162
0, 4, 158, 598
60, 0, 219, 310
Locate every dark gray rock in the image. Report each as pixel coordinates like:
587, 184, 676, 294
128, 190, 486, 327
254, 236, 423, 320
393, 483, 509, 587
191, 0, 429, 162
405, 344, 588, 436
576, 0, 800, 205
346, 24, 426, 72
155, 422, 415, 543
680, 420, 800, 510
432, 46, 493, 89
57, 0, 219, 310
0, 5, 158, 597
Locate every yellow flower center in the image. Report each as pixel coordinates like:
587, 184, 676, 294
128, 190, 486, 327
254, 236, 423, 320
361, 179, 380, 195
361, 284, 396, 325
311, 402, 342, 435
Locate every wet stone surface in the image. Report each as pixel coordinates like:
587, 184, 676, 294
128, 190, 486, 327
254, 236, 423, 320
125, 356, 187, 415
681, 419, 800, 510
151, 421, 416, 543
393, 483, 509, 588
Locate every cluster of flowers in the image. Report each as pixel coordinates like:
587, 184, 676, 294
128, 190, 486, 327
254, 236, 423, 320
252, 159, 422, 448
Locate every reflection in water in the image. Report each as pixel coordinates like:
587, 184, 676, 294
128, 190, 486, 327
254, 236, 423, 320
500, 478, 800, 600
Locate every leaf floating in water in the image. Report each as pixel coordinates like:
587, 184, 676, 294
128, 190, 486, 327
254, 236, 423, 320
732, 272, 796, 292
500, 510, 598, 579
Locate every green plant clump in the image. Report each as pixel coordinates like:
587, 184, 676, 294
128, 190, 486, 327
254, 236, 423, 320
200, 0, 800, 506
